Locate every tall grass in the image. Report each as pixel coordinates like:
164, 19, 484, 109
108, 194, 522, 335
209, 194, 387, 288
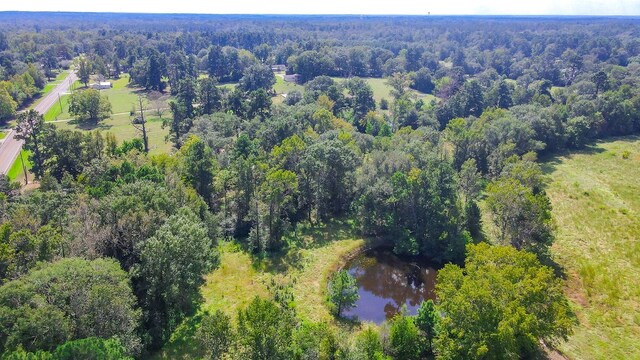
545, 136, 640, 359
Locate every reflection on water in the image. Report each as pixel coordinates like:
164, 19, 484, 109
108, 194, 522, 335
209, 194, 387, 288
342, 247, 437, 324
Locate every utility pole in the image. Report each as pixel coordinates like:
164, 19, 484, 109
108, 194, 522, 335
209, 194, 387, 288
139, 96, 149, 153
19, 151, 28, 185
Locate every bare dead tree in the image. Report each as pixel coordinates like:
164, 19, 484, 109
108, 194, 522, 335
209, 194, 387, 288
131, 96, 149, 153
147, 90, 168, 119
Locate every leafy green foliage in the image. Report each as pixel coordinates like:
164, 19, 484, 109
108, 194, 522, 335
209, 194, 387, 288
0, 223, 63, 281
239, 64, 276, 92
236, 297, 296, 360
14, 110, 46, 179
133, 207, 217, 349
68, 89, 112, 122
2, 337, 133, 360
435, 243, 575, 359
415, 299, 438, 355
198, 78, 222, 115
351, 326, 386, 360
178, 136, 216, 206
356, 150, 467, 263
0, 86, 16, 123
196, 310, 233, 360
0, 258, 140, 355
486, 157, 555, 255
388, 312, 422, 360
2, 14, 639, 360
290, 322, 340, 360
327, 269, 359, 317
77, 56, 91, 87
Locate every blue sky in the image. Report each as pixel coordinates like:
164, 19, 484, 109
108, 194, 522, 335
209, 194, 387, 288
2, 0, 640, 15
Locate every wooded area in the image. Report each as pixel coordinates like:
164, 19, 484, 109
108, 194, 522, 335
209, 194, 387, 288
0, 13, 638, 359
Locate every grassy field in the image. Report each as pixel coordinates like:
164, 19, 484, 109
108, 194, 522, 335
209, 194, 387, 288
7, 150, 32, 183
153, 221, 368, 359
55, 112, 171, 155
43, 94, 71, 121
543, 136, 640, 359
273, 74, 304, 105
52, 74, 172, 155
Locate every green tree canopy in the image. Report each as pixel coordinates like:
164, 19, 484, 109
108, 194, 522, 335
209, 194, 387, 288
2, 337, 134, 360
196, 310, 233, 360
0, 86, 17, 123
327, 269, 359, 317
68, 89, 112, 122
435, 243, 575, 359
0, 258, 140, 355
236, 297, 296, 360
15, 110, 47, 179
133, 207, 217, 349
238, 64, 276, 92
388, 312, 421, 360
485, 157, 554, 255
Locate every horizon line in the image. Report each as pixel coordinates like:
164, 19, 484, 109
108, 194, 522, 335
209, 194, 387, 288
1, 11, 640, 17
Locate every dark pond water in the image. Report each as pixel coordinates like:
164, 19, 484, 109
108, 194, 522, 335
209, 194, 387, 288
342, 247, 437, 324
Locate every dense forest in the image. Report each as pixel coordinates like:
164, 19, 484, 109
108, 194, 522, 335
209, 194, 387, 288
0, 12, 638, 359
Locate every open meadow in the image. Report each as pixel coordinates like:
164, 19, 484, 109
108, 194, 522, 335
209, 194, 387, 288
544, 136, 640, 359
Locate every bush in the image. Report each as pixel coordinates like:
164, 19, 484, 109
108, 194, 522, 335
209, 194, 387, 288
380, 98, 389, 110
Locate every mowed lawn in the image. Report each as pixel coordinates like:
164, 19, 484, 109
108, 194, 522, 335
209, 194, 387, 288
7, 150, 31, 183
153, 221, 367, 359
273, 74, 304, 105
544, 136, 640, 359
53, 74, 172, 155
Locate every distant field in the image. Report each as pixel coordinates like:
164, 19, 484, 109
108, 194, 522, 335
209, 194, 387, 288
217, 82, 238, 91
273, 73, 303, 93
331, 77, 437, 105
544, 136, 640, 359
270, 75, 437, 108
52, 74, 172, 155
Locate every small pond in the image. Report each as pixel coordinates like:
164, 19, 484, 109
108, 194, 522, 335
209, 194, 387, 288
341, 247, 438, 324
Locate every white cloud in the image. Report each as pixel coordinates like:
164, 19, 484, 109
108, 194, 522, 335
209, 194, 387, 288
2, 0, 639, 15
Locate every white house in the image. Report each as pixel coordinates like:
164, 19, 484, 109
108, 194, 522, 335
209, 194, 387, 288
90, 82, 112, 90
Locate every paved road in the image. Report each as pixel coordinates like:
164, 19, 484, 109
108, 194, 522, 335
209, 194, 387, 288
0, 72, 77, 175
